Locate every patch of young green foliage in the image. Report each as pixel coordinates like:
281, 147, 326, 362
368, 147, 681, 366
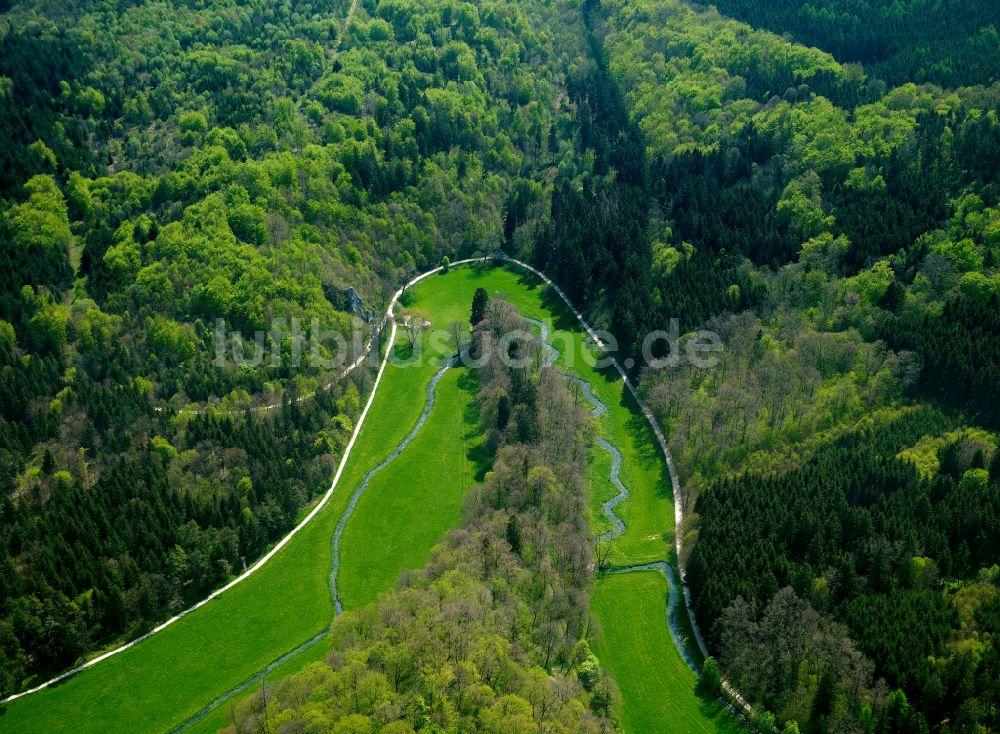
529, 1, 1000, 731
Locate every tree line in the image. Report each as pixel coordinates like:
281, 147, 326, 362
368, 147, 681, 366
706, 0, 1000, 89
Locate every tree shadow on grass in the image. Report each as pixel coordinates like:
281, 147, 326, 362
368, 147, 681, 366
457, 369, 491, 481
509, 264, 545, 291
698, 692, 752, 734
474, 260, 506, 278
0, 664, 80, 718
392, 341, 415, 362
537, 285, 584, 335
626, 407, 671, 493
457, 260, 529, 285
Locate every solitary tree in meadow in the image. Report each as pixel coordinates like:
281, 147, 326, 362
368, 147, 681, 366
470, 287, 489, 326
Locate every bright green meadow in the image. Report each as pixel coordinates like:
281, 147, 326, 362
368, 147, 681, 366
0, 265, 514, 733
0, 262, 738, 734
591, 572, 742, 734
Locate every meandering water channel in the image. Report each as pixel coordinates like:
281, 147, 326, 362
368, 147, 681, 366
523, 316, 700, 674
176, 298, 700, 732
174, 354, 458, 732
6, 256, 759, 734
329, 357, 457, 615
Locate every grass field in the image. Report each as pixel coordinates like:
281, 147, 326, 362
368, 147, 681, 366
588, 442, 618, 538
1, 262, 733, 733
337, 366, 488, 609
0, 265, 523, 734
518, 291, 675, 567
496, 272, 743, 732
0, 346, 437, 733
337, 265, 532, 609
423, 266, 676, 564
592, 572, 743, 734
185, 634, 335, 734
585, 375, 673, 568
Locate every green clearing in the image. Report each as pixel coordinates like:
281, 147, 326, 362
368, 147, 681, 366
587, 377, 673, 568
0, 265, 518, 734
524, 296, 674, 567
592, 572, 742, 734
497, 271, 742, 732
336, 265, 538, 610
428, 265, 734, 732
588, 442, 618, 538
337, 367, 488, 609
555, 334, 674, 563
0, 262, 731, 734
427, 266, 675, 564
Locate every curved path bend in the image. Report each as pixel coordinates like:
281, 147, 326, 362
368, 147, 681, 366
5, 255, 753, 727
0, 257, 483, 706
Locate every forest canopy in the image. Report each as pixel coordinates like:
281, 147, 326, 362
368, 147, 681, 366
2, 0, 999, 732
0, 0, 585, 695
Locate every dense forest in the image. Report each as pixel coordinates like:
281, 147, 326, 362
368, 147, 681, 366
3, 0, 1000, 732
706, 0, 1000, 89
0, 0, 586, 694
689, 409, 1000, 732
526, 0, 1000, 732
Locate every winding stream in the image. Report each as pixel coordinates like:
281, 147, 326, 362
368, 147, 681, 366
173, 355, 457, 732
10, 257, 753, 734
526, 318, 628, 545
523, 317, 699, 675
329, 357, 457, 615
565, 375, 608, 418
176, 301, 698, 732
594, 437, 628, 544
176, 304, 699, 733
